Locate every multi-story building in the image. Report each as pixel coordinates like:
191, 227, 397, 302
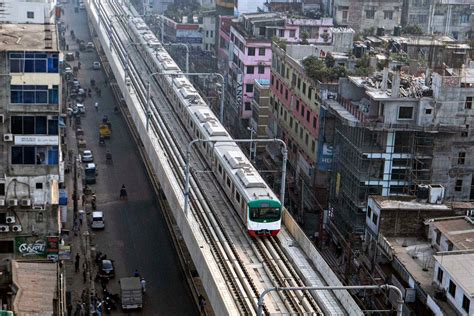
326, 63, 474, 236
0, 0, 57, 24
222, 13, 334, 136
333, 0, 403, 33
363, 195, 474, 315
401, 0, 473, 41
0, 23, 63, 310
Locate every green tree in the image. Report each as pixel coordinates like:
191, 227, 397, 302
300, 31, 309, 45
325, 52, 335, 68
401, 25, 424, 35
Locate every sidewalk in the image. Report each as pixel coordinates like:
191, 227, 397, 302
61, 4, 95, 315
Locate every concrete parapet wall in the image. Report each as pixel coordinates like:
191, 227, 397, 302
282, 211, 363, 315
84, 1, 238, 314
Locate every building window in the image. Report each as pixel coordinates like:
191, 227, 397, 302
302, 82, 306, 94
36, 182, 43, 189
446, 241, 453, 251
258, 47, 265, 56
244, 102, 251, 111
296, 100, 300, 112
466, 97, 473, 109
10, 85, 58, 104
365, 10, 375, 19
300, 105, 305, 117
276, 81, 279, 90
437, 267, 443, 283
258, 65, 265, 74
259, 27, 266, 36
246, 66, 254, 74
384, 11, 393, 20
448, 280, 456, 297
245, 84, 253, 93
285, 89, 288, 100
9, 52, 59, 73
312, 116, 317, 128
247, 47, 255, 56
460, 15, 470, 24
271, 75, 274, 85
342, 10, 348, 23
372, 212, 378, 225
27, 11, 34, 19
11, 116, 54, 135
455, 179, 463, 192
289, 30, 296, 37
462, 295, 471, 313
297, 77, 301, 89
425, 108, 432, 114
299, 126, 303, 138
289, 117, 293, 128
305, 133, 308, 145
279, 29, 284, 37
435, 229, 441, 244
398, 106, 413, 120
458, 152, 466, 165
367, 206, 372, 219
11, 145, 58, 165
306, 110, 310, 122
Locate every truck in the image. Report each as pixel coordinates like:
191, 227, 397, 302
120, 277, 143, 310
99, 123, 111, 139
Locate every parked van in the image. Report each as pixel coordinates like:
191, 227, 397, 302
91, 211, 105, 229
84, 163, 97, 184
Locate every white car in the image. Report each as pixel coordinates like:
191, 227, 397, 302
93, 61, 101, 70
91, 211, 105, 229
76, 103, 85, 113
82, 150, 93, 162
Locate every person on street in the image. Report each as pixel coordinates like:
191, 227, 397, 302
133, 269, 140, 277
140, 278, 146, 293
75, 253, 80, 272
120, 185, 127, 200
78, 61, 81, 70
198, 295, 206, 314
94, 101, 99, 111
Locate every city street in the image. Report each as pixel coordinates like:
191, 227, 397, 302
63, 3, 197, 314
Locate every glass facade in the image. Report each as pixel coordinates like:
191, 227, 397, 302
9, 52, 59, 73
10, 85, 59, 104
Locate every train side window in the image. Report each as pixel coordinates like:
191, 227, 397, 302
218, 164, 223, 175
226, 176, 231, 188
235, 192, 240, 204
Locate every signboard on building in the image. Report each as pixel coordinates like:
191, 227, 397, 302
59, 244, 71, 260
317, 143, 333, 171
14, 135, 59, 146
15, 237, 47, 258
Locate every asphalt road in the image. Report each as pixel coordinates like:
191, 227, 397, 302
63, 3, 197, 315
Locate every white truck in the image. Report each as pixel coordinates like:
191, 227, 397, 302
120, 277, 143, 310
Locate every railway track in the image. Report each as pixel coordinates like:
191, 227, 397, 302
92, 0, 327, 314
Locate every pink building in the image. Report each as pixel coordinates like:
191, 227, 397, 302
220, 13, 333, 135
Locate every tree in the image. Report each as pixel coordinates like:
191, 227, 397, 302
300, 31, 309, 45
401, 25, 424, 35
325, 52, 335, 68
302, 55, 347, 83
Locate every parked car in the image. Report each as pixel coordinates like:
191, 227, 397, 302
87, 42, 95, 50
93, 61, 101, 70
99, 259, 115, 279
84, 163, 96, 184
76, 103, 85, 114
91, 211, 105, 229
82, 150, 93, 162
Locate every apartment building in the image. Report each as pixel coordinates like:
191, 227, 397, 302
333, 0, 403, 33
363, 195, 474, 315
0, 0, 57, 24
326, 62, 474, 236
222, 13, 334, 136
0, 23, 62, 259
401, 0, 473, 41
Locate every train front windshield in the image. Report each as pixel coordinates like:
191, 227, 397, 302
250, 207, 281, 222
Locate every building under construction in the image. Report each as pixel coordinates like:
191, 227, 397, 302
325, 65, 474, 236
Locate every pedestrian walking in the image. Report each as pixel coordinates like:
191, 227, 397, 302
78, 61, 81, 70
66, 44, 69, 51
198, 294, 206, 314
140, 278, 146, 293
79, 210, 85, 226
133, 269, 140, 277
81, 194, 86, 206
94, 101, 99, 111
120, 185, 127, 200
75, 253, 80, 272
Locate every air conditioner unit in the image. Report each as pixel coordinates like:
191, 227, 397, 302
0, 225, 9, 232
20, 199, 31, 207
8, 199, 17, 206
11, 225, 22, 232
3, 134, 13, 142
6, 216, 15, 224
0, 199, 5, 207
33, 205, 45, 211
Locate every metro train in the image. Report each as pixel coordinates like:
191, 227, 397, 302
127, 17, 282, 236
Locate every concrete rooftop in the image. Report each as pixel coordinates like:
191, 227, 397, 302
432, 217, 474, 250
434, 252, 474, 297
0, 23, 58, 51
371, 196, 450, 210
12, 260, 57, 315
